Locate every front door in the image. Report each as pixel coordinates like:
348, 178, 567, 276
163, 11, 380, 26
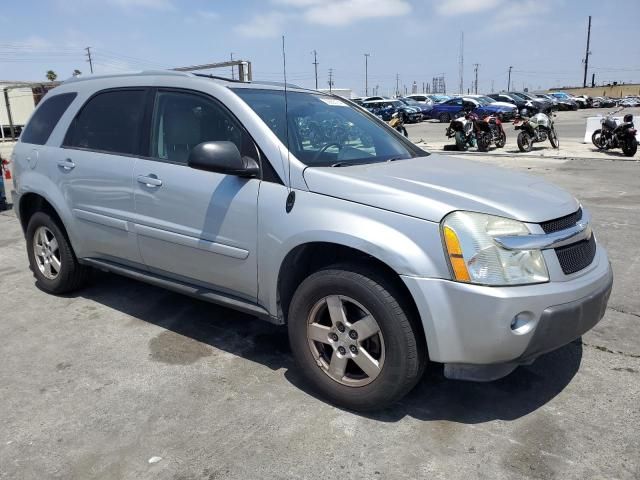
132, 89, 260, 301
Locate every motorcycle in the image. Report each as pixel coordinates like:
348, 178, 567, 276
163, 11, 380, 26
513, 109, 559, 152
389, 111, 408, 137
446, 110, 506, 152
591, 109, 637, 157
445, 110, 477, 151
475, 114, 507, 150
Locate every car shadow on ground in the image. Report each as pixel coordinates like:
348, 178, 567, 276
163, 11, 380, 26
68, 271, 582, 425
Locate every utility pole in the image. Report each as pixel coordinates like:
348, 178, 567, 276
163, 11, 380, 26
230, 52, 234, 80
312, 50, 319, 89
591, 72, 595, 88
583, 15, 592, 88
458, 31, 464, 94
491, 79, 494, 93
328, 68, 334, 93
85, 47, 93, 74
364, 53, 370, 96
507, 65, 513, 91
395, 74, 400, 97
473, 63, 479, 94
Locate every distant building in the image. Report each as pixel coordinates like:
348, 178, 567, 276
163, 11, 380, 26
1, 81, 59, 141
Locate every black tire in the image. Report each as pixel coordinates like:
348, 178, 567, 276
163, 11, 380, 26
26, 211, 89, 294
288, 264, 426, 411
454, 131, 468, 151
517, 131, 533, 152
496, 130, 507, 148
549, 128, 559, 149
591, 129, 606, 150
439, 112, 450, 123
477, 133, 490, 152
622, 137, 638, 157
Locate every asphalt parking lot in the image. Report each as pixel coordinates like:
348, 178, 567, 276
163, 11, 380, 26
1, 141, 639, 479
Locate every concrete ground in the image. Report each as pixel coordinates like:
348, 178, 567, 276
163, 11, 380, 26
1, 127, 640, 480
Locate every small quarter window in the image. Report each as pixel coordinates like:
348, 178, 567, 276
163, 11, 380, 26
21, 92, 77, 145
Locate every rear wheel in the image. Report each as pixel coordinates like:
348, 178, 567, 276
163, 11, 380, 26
549, 128, 560, 149
517, 131, 533, 152
591, 129, 606, 150
26, 212, 89, 294
288, 265, 426, 411
439, 112, 450, 123
622, 136, 638, 157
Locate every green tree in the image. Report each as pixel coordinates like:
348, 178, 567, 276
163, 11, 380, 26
45, 70, 57, 82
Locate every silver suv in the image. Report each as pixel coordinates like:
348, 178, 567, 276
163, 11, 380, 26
11, 71, 612, 411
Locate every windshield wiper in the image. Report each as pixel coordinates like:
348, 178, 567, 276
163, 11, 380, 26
330, 162, 351, 167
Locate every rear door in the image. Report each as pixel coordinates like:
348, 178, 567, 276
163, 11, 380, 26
132, 88, 260, 300
57, 88, 147, 265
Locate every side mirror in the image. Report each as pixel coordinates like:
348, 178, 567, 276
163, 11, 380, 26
187, 141, 259, 178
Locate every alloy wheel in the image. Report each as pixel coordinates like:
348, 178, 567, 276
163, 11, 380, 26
33, 226, 61, 280
307, 295, 385, 387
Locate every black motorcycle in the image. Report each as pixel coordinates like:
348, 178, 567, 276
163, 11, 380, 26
591, 110, 637, 157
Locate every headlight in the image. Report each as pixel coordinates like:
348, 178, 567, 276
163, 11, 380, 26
441, 211, 549, 285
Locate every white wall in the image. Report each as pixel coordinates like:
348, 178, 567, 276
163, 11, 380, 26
0, 87, 36, 126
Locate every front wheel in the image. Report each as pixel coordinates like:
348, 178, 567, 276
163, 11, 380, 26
477, 132, 491, 152
592, 129, 606, 150
549, 128, 559, 149
495, 130, 507, 148
288, 265, 426, 411
622, 136, 638, 157
517, 131, 533, 152
454, 131, 468, 151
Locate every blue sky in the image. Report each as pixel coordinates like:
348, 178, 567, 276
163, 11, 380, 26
1, 0, 639, 95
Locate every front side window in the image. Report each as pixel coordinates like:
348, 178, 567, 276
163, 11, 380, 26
233, 88, 422, 167
21, 92, 77, 145
150, 90, 253, 165
64, 89, 146, 155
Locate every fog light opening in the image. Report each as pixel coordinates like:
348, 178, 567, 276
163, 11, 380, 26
510, 312, 535, 335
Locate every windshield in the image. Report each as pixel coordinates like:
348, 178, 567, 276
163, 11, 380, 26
478, 96, 495, 103
467, 97, 489, 106
509, 93, 527, 101
232, 88, 422, 167
551, 92, 569, 99
401, 98, 420, 106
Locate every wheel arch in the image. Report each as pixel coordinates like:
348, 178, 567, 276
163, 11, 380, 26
275, 242, 424, 338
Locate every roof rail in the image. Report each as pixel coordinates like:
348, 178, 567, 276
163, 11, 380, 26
63, 70, 192, 83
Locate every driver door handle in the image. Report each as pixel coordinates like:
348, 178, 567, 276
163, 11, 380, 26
137, 175, 163, 187
57, 159, 75, 171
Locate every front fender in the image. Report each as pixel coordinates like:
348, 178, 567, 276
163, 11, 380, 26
257, 183, 450, 316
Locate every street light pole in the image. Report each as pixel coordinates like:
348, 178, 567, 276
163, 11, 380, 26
364, 53, 370, 97
507, 65, 513, 91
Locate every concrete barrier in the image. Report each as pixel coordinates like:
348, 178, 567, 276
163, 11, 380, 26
584, 116, 639, 143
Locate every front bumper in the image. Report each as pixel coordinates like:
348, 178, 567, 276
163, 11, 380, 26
402, 246, 613, 370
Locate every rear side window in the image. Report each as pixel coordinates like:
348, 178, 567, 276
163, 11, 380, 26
64, 89, 146, 155
21, 92, 77, 145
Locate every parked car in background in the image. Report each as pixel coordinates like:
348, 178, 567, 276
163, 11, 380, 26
428, 96, 516, 122
460, 94, 516, 111
406, 94, 434, 106
425, 94, 451, 104
363, 96, 388, 102
548, 92, 579, 110
509, 92, 553, 113
533, 93, 559, 109
363, 99, 423, 123
591, 97, 616, 108
487, 92, 529, 113
398, 97, 432, 117
619, 96, 640, 107
351, 97, 364, 106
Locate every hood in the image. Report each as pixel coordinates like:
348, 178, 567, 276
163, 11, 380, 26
303, 155, 578, 223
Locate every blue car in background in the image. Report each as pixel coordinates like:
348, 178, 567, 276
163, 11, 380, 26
398, 97, 432, 117
428, 97, 517, 123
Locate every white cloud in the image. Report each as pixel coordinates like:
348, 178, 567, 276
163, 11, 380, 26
435, 0, 503, 16
303, 0, 411, 26
234, 12, 290, 38
106, 0, 174, 10
490, 0, 550, 32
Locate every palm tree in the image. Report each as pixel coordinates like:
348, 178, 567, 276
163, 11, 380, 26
72, 69, 82, 77
46, 70, 57, 82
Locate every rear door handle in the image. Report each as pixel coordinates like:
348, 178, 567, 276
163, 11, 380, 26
57, 159, 75, 171
137, 175, 163, 187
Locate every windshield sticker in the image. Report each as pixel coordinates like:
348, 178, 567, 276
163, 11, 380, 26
319, 97, 347, 106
